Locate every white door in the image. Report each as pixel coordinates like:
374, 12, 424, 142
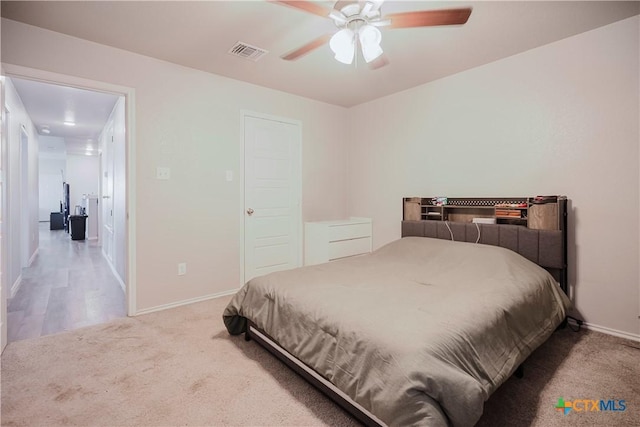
20, 128, 29, 267
244, 114, 301, 283
102, 122, 115, 262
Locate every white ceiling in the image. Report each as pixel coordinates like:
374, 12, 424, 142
2, 1, 639, 107
10, 77, 119, 156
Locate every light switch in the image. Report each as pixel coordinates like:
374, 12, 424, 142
225, 170, 233, 182
156, 167, 171, 180
178, 262, 186, 276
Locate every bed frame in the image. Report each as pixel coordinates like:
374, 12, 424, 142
245, 321, 384, 426
244, 214, 569, 426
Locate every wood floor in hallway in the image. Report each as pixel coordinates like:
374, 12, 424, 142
7, 223, 126, 343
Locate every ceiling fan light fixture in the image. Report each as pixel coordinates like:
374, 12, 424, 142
361, 41, 383, 63
328, 9, 347, 25
359, 25, 383, 63
330, 28, 355, 64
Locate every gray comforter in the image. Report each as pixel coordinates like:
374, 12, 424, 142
224, 237, 570, 426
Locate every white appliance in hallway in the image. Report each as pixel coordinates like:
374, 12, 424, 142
83, 195, 99, 240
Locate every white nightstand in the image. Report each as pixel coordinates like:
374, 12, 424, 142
304, 217, 372, 266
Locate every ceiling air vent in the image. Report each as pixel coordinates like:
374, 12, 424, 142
228, 42, 269, 62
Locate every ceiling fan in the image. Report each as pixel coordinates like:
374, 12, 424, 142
273, 0, 472, 69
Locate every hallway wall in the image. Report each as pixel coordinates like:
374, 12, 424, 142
5, 77, 39, 292
38, 139, 66, 221
66, 154, 99, 213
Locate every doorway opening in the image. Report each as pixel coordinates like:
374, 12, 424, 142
3, 73, 132, 345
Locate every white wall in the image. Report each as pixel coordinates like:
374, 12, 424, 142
4, 76, 39, 290
38, 137, 66, 221
66, 154, 99, 213
1, 18, 349, 312
347, 17, 640, 337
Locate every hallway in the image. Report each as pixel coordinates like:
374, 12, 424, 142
6, 223, 126, 343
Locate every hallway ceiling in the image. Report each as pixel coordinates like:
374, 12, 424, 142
2, 1, 639, 107
10, 77, 119, 156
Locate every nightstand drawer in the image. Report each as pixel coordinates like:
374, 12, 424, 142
327, 222, 371, 242
328, 237, 371, 261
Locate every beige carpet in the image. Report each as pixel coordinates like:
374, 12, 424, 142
2, 295, 638, 426
477, 322, 639, 426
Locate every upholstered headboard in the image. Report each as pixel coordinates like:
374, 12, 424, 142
401, 221, 567, 292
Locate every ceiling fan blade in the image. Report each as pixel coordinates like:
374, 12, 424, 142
362, 0, 384, 15
361, 2, 373, 16
333, 0, 355, 12
370, 19, 391, 27
368, 53, 389, 70
387, 8, 472, 29
271, 1, 332, 18
369, 0, 385, 13
329, 9, 348, 25
281, 33, 332, 61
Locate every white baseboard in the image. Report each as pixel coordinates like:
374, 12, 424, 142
10, 274, 22, 298
28, 248, 39, 267
575, 321, 640, 342
134, 289, 240, 316
101, 249, 125, 293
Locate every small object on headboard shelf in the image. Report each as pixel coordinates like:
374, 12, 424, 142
472, 217, 496, 224
528, 202, 559, 230
431, 197, 448, 206
531, 195, 558, 204
403, 197, 421, 221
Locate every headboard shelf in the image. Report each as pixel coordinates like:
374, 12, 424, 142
403, 196, 566, 230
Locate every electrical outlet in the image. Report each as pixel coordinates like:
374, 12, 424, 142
156, 167, 171, 180
178, 262, 187, 276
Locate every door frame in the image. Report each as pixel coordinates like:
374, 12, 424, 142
101, 117, 116, 264
19, 126, 29, 268
239, 110, 302, 287
2, 63, 138, 316
1, 86, 9, 352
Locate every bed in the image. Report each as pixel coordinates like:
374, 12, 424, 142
223, 222, 571, 426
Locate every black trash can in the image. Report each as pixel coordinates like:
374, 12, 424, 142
69, 215, 88, 240
50, 212, 64, 230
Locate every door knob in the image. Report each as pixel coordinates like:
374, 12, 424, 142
246, 208, 254, 216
